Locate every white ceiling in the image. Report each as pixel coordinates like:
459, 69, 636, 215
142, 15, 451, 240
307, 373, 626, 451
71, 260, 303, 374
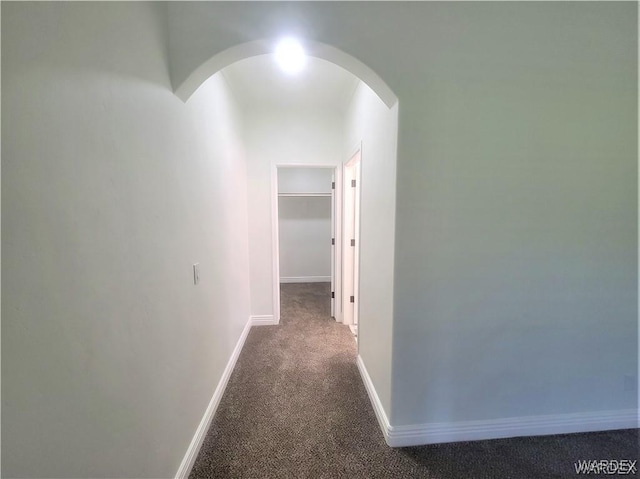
221, 54, 360, 113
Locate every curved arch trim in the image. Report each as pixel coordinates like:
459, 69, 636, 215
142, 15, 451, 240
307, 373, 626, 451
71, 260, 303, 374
175, 39, 398, 109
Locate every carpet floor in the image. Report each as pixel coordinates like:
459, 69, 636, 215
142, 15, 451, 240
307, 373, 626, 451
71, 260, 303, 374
189, 282, 638, 478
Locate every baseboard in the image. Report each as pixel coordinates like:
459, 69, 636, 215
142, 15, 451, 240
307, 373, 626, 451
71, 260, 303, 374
250, 314, 276, 326
280, 276, 331, 284
356, 356, 638, 448
356, 355, 393, 445
175, 317, 252, 479
386, 408, 639, 448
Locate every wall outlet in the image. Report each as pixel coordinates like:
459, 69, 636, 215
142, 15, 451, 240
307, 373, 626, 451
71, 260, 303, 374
193, 263, 200, 285
623, 374, 636, 392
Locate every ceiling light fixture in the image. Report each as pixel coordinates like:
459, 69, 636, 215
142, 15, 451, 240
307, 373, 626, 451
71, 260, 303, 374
274, 38, 306, 74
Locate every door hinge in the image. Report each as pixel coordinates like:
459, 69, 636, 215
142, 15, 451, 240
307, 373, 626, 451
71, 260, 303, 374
332, 181, 335, 190
351, 239, 355, 247
331, 292, 335, 299
350, 296, 355, 303
331, 238, 335, 245
351, 179, 356, 187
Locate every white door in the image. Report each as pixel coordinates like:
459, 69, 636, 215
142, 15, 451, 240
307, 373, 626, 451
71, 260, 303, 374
343, 150, 361, 335
352, 161, 361, 332
330, 172, 336, 318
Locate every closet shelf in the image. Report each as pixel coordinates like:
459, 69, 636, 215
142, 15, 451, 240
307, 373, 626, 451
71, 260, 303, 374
278, 193, 332, 197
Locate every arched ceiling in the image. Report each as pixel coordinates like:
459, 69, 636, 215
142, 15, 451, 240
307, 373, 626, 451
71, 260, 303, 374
221, 54, 360, 114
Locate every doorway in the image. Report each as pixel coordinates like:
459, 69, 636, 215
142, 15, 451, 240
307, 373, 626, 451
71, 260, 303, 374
273, 165, 341, 323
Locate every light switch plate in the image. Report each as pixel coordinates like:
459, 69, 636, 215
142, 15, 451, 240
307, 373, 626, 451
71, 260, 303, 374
193, 263, 200, 285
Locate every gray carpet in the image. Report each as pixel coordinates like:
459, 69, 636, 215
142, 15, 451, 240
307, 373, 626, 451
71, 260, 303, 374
189, 282, 638, 478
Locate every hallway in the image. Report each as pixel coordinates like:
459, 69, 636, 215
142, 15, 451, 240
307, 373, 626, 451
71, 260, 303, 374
188, 284, 638, 479
3, 4, 637, 478
189, 282, 388, 478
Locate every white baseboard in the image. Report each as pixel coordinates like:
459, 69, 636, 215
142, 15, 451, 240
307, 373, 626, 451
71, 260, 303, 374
356, 355, 638, 448
280, 276, 331, 284
250, 314, 276, 326
386, 408, 639, 448
356, 355, 393, 445
175, 317, 252, 479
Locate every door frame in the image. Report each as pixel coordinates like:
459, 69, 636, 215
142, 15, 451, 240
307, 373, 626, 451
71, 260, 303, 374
271, 163, 343, 324
342, 144, 362, 333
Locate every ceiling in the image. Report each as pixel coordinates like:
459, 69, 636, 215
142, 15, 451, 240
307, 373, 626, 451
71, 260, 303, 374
221, 54, 360, 114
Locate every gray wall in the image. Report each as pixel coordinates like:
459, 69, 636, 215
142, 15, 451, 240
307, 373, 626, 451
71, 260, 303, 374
2, 3, 251, 477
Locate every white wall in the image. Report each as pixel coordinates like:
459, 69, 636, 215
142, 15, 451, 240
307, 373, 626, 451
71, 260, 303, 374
168, 1, 637, 437
2, 3, 251, 478
389, 3, 638, 427
278, 168, 333, 283
343, 82, 398, 417
2, 5, 636, 473
278, 197, 331, 282
278, 167, 333, 194
244, 109, 343, 317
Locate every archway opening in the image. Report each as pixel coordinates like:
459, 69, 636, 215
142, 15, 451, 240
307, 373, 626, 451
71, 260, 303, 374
181, 40, 399, 375
176, 39, 398, 109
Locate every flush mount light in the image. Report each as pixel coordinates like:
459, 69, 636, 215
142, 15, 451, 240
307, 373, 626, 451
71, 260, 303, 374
274, 38, 306, 74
